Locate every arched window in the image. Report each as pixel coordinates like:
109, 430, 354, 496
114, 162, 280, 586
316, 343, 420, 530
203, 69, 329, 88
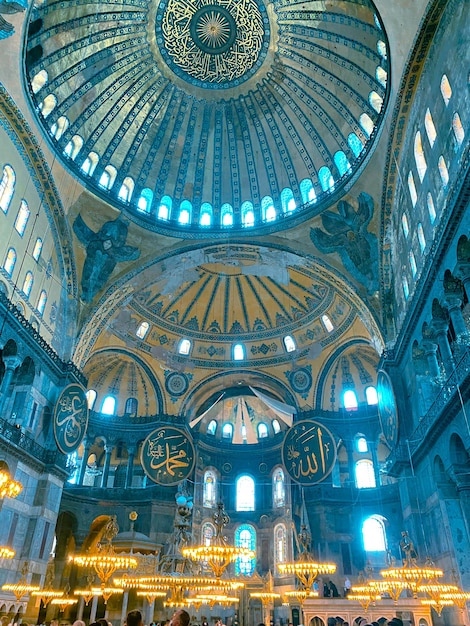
355, 459, 376, 488
272, 419, 280, 434
235, 524, 256, 575
318, 166, 334, 192
283, 335, 296, 352
261, 196, 276, 222
31, 69, 48, 93
366, 386, 378, 405
118, 177, 134, 202
369, 91, 383, 113
52, 115, 69, 140
136, 321, 150, 339
299, 178, 316, 203
32, 238, 43, 261
178, 339, 191, 355
0, 165, 15, 213
402, 214, 409, 238
274, 523, 287, 568
125, 397, 138, 416
138, 188, 153, 212
236, 475, 255, 511
272, 467, 285, 507
258, 423, 268, 439
321, 314, 334, 333
359, 113, 374, 138
233, 343, 245, 361
440, 74, 452, 106
424, 109, 437, 148
3, 248, 16, 276
356, 436, 368, 453
241, 201, 255, 227
376, 66, 387, 87
280, 188, 296, 213
201, 522, 215, 546
158, 196, 172, 220
334, 151, 351, 177
452, 113, 465, 146
348, 133, 363, 158
221, 203, 233, 226
15, 200, 30, 236
37, 290, 47, 314
409, 251, 417, 277
362, 516, 387, 552
40, 94, 57, 118
86, 389, 97, 410
178, 200, 192, 225
203, 470, 217, 507
343, 389, 358, 411
438, 156, 449, 187
81, 152, 99, 175
99, 165, 117, 190
377, 40, 387, 59
63, 135, 83, 160
427, 193, 436, 224
222, 423, 233, 439
207, 419, 217, 435
417, 223, 426, 253
101, 395, 116, 415
407, 171, 417, 207
414, 132, 427, 182
402, 276, 409, 300
22, 271, 33, 297
199, 202, 213, 226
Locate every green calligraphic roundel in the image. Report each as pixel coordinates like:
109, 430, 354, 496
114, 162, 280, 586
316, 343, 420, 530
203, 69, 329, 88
53, 383, 89, 454
141, 426, 196, 486
282, 419, 337, 486
377, 370, 398, 448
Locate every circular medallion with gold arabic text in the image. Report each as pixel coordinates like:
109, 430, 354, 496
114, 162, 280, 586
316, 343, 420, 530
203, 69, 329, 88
53, 383, 89, 455
141, 426, 196, 486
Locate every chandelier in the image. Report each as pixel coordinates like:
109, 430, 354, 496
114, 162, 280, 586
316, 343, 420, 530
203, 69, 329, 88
0, 546, 15, 559
32, 589, 65, 606
182, 502, 255, 577
347, 585, 382, 611
284, 589, 319, 607
0, 469, 22, 499
50, 597, 78, 612
2, 562, 40, 601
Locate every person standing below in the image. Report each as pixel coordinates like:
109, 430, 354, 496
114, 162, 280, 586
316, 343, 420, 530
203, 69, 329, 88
344, 577, 351, 597
329, 580, 340, 597
126, 612, 144, 626
171, 610, 190, 626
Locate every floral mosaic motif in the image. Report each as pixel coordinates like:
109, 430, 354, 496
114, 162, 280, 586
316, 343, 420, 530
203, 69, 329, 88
198, 345, 225, 357
164, 370, 191, 397
285, 366, 313, 399
251, 342, 277, 355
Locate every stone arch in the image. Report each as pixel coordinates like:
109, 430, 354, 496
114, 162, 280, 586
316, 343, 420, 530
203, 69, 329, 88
450, 432, 470, 466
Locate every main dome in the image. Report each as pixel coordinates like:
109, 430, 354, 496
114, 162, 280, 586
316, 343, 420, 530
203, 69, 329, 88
24, 0, 390, 237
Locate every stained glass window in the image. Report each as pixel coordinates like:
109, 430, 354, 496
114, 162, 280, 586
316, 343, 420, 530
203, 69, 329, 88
235, 524, 256, 576
236, 475, 255, 511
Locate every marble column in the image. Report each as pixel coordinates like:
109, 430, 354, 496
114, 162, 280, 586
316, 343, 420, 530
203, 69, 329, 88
89, 595, 99, 622
432, 321, 455, 375
78, 439, 92, 486
422, 341, 441, 379
125, 447, 136, 488
0, 355, 21, 414
101, 445, 114, 488
444, 295, 469, 343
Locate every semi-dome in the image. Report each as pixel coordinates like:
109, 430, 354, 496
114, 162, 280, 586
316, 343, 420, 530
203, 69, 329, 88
24, 0, 390, 236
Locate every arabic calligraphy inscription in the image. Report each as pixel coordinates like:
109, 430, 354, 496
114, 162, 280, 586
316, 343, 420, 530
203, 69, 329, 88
53, 383, 89, 454
141, 426, 196, 486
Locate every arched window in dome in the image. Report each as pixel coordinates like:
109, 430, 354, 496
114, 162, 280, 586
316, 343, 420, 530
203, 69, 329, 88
31, 69, 48, 94
376, 66, 387, 87
178, 200, 192, 225
118, 177, 134, 202
417, 223, 426, 253
281, 188, 296, 213
300, 178, 316, 203
365, 386, 378, 405
233, 343, 245, 361
235, 524, 256, 575
86, 389, 97, 410
199, 203, 212, 226
203, 470, 217, 507
318, 166, 334, 192
0, 165, 15, 213
3, 248, 16, 276
99, 165, 117, 190
37, 290, 47, 315
81, 152, 99, 176
236, 475, 255, 511
438, 156, 449, 187
402, 276, 409, 300
261, 196, 276, 222
15, 200, 30, 236
178, 338, 191, 355
283, 335, 296, 353
356, 436, 368, 453
22, 271, 33, 298
377, 40, 387, 59
136, 321, 150, 339
348, 133, 363, 158
221, 203, 233, 227
258, 423, 268, 439
32, 237, 43, 262
440, 74, 452, 106
369, 91, 383, 114
125, 397, 138, 416
362, 515, 387, 552
424, 109, 437, 148
201, 522, 216, 546
272, 467, 285, 507
334, 151, 351, 177
452, 113, 465, 146
414, 132, 427, 182
409, 251, 417, 277
222, 423, 233, 439
158, 195, 172, 220
40, 94, 57, 118
64, 135, 83, 160
359, 113, 374, 138
272, 419, 280, 434
241, 201, 255, 227
356, 459, 376, 488
274, 523, 287, 567
321, 314, 334, 333
207, 419, 217, 435
343, 389, 358, 411
407, 171, 417, 207
402, 214, 409, 238
51, 115, 69, 140
427, 193, 436, 224
101, 395, 116, 415
138, 188, 153, 213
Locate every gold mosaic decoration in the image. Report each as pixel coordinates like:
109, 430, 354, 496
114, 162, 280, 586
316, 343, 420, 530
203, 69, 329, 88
161, 0, 264, 83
